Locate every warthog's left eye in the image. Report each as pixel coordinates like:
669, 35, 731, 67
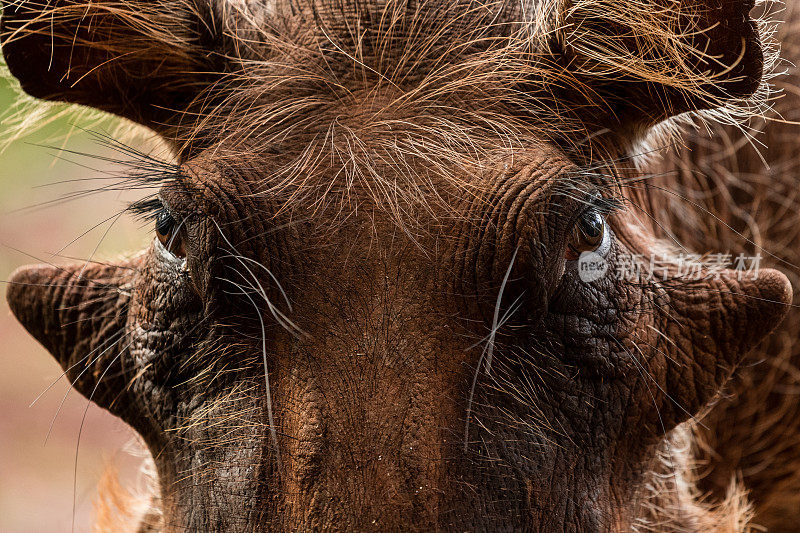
155, 208, 186, 258
565, 209, 607, 260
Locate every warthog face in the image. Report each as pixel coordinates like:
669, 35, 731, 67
1, 0, 792, 530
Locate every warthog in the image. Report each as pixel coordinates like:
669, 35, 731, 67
3, 0, 800, 530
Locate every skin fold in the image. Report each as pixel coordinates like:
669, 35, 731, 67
1, 0, 797, 530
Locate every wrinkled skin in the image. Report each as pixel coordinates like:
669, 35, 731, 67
1, 0, 795, 530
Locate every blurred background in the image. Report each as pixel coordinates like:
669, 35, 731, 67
0, 73, 165, 532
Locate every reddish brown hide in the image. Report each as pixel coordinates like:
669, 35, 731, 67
1, 0, 796, 531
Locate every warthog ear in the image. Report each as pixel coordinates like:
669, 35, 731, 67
542, 0, 766, 145
0, 0, 221, 141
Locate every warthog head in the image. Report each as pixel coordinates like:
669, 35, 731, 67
2, 0, 792, 530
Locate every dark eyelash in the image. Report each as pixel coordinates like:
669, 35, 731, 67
127, 196, 165, 223
48, 131, 183, 223
588, 193, 624, 217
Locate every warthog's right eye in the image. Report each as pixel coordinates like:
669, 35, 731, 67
565, 208, 608, 260
155, 208, 186, 258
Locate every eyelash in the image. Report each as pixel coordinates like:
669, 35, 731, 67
126, 191, 624, 248
584, 192, 624, 217
128, 196, 187, 258
128, 196, 166, 225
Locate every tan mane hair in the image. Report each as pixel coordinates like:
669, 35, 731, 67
0, 0, 781, 222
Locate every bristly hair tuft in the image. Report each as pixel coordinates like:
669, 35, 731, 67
0, 0, 782, 228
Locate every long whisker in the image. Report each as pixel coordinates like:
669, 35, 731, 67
221, 277, 283, 476
70, 338, 134, 533
29, 328, 127, 409
44, 330, 128, 444
464, 247, 521, 451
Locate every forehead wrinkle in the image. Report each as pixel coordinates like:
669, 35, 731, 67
169, 159, 258, 220
180, 136, 583, 235
170, 142, 602, 273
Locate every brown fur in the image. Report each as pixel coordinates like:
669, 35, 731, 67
1, 0, 796, 530
634, 425, 756, 533
642, 1, 800, 527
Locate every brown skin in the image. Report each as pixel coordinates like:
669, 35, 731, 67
1, 0, 794, 530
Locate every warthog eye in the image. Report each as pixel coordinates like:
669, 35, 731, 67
565, 209, 607, 260
155, 207, 186, 258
